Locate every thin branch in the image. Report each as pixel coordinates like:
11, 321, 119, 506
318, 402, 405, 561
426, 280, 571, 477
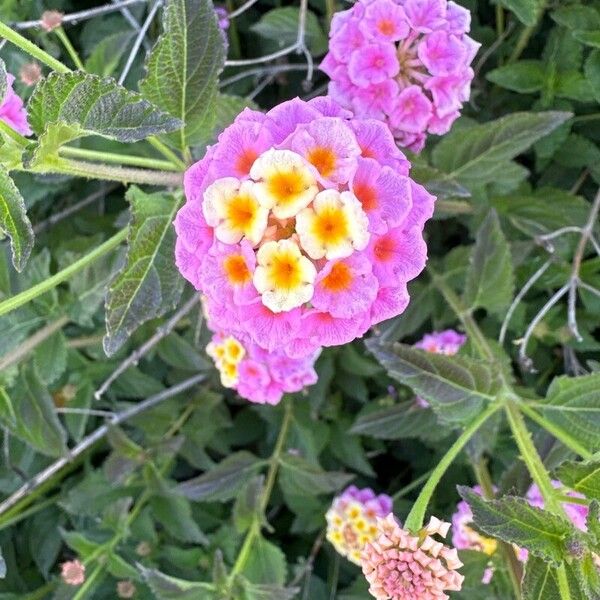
118, 0, 162, 85
225, 43, 299, 67
228, 0, 260, 19
13, 0, 147, 29
567, 279, 582, 342
220, 64, 310, 88
473, 20, 516, 78
0, 373, 206, 517
94, 295, 200, 400
112, 0, 152, 52
55, 408, 115, 417
579, 280, 600, 299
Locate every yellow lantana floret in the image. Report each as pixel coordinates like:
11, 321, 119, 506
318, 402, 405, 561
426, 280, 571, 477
296, 190, 370, 260
219, 360, 239, 388
223, 337, 246, 363
203, 178, 268, 246
250, 149, 319, 219
253, 239, 317, 313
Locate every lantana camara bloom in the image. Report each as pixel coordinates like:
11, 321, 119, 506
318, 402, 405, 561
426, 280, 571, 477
174, 97, 435, 360
0, 73, 32, 136
321, 0, 480, 152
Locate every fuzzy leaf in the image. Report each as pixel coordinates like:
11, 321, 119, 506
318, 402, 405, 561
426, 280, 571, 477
464, 210, 514, 314
0, 166, 34, 272
522, 557, 561, 600
103, 187, 184, 356
556, 459, 600, 500
458, 487, 577, 564
367, 341, 501, 425
140, 0, 226, 150
432, 112, 572, 188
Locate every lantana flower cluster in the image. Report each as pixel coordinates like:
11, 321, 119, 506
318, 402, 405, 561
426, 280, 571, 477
175, 97, 435, 375
326, 485, 393, 565
206, 330, 318, 405
321, 0, 479, 152
362, 514, 464, 600
0, 72, 32, 136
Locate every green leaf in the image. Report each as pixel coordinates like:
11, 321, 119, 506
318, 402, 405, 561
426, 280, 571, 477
0, 59, 7, 104
150, 493, 208, 545
458, 487, 577, 564
140, 0, 226, 150
27, 71, 182, 159
432, 112, 572, 188
251, 7, 327, 55
552, 6, 600, 31
366, 341, 500, 425
106, 552, 139, 580
233, 476, 264, 533
177, 451, 264, 501
522, 557, 561, 600
84, 31, 134, 77
585, 50, 600, 103
540, 373, 600, 453
573, 30, 600, 49
139, 566, 216, 600
464, 210, 514, 315
241, 536, 287, 585
556, 459, 600, 500
103, 187, 184, 356
0, 166, 34, 272
33, 331, 67, 384
61, 529, 102, 558
278, 454, 353, 496
486, 60, 546, 93
237, 581, 299, 600
499, 0, 543, 25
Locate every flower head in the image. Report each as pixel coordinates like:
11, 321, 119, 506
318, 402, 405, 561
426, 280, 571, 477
326, 486, 393, 565
19, 62, 42, 86
527, 480, 589, 532
321, 0, 479, 151
61, 560, 85, 586
0, 73, 32, 136
176, 97, 434, 359
117, 580, 136, 599
452, 486, 498, 556
362, 514, 464, 600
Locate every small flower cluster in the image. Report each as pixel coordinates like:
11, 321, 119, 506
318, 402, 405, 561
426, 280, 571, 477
326, 485, 393, 565
321, 0, 479, 152
175, 97, 435, 390
60, 560, 85, 586
362, 514, 464, 600
0, 72, 32, 136
206, 330, 318, 405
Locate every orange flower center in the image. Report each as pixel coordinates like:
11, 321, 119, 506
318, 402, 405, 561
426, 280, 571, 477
353, 182, 378, 212
374, 235, 397, 262
378, 19, 395, 36
269, 253, 304, 290
235, 148, 259, 176
307, 146, 336, 178
223, 254, 250, 285
267, 171, 310, 206
226, 194, 259, 231
321, 262, 353, 293
312, 207, 349, 245
360, 145, 377, 159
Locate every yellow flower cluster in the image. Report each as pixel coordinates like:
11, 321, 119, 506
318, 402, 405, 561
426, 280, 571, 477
206, 335, 246, 388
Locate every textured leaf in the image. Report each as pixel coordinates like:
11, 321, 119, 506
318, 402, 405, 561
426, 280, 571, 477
279, 454, 353, 496
140, 0, 226, 150
522, 557, 561, 600
458, 487, 577, 564
177, 451, 264, 501
540, 373, 600, 453
487, 60, 546, 93
432, 112, 572, 188
0, 166, 34, 271
367, 340, 501, 425
464, 210, 514, 314
556, 459, 600, 500
27, 71, 181, 146
139, 565, 216, 599
103, 187, 184, 356
242, 536, 287, 585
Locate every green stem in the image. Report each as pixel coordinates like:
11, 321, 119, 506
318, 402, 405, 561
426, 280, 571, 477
573, 113, 600, 123
54, 27, 84, 70
435, 199, 473, 216
0, 20, 70, 74
147, 137, 187, 170
519, 403, 592, 460
496, 4, 505, 37
556, 494, 589, 507
0, 119, 29, 147
23, 582, 56, 600
557, 565, 572, 600
508, 3, 547, 64
0, 228, 127, 318
325, 0, 336, 27
59, 146, 181, 172
72, 562, 104, 600
404, 403, 500, 532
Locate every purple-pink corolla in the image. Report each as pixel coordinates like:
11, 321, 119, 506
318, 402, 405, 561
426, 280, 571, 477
0, 73, 32, 136
321, 0, 479, 152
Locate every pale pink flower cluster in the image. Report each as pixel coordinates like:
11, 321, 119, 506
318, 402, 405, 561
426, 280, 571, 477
326, 485, 393, 565
60, 560, 85, 586
175, 97, 435, 368
362, 514, 464, 599
206, 330, 318, 404
321, 0, 479, 152
0, 73, 32, 136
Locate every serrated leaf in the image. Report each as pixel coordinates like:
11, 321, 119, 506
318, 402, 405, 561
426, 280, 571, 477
27, 72, 181, 160
487, 60, 546, 93
539, 373, 600, 453
464, 210, 514, 315
177, 451, 264, 501
0, 166, 34, 272
432, 112, 572, 188
103, 187, 184, 356
140, 0, 226, 150
241, 536, 287, 586
522, 557, 561, 600
279, 454, 353, 496
366, 340, 501, 425
556, 459, 600, 500
138, 565, 216, 600
458, 487, 577, 564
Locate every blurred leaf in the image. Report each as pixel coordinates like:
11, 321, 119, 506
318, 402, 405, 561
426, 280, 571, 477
84, 31, 134, 77
367, 341, 500, 425
464, 210, 514, 315
0, 59, 6, 103
552, 6, 600, 30
279, 454, 352, 496
150, 493, 208, 544
573, 30, 600, 48
585, 50, 600, 103
61, 529, 102, 558
140, 0, 226, 150
233, 476, 264, 533
241, 535, 287, 585
238, 581, 299, 600
33, 330, 67, 384
487, 60, 546, 93
139, 565, 216, 599
499, 0, 543, 25
556, 459, 600, 500
0, 166, 34, 272
103, 187, 184, 355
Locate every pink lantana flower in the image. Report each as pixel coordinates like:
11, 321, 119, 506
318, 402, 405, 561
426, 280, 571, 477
362, 514, 464, 599
326, 486, 393, 565
175, 97, 434, 360
321, 0, 479, 152
60, 560, 85, 586
0, 73, 32, 136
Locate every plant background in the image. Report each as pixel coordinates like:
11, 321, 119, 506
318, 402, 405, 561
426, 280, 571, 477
0, 0, 600, 598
